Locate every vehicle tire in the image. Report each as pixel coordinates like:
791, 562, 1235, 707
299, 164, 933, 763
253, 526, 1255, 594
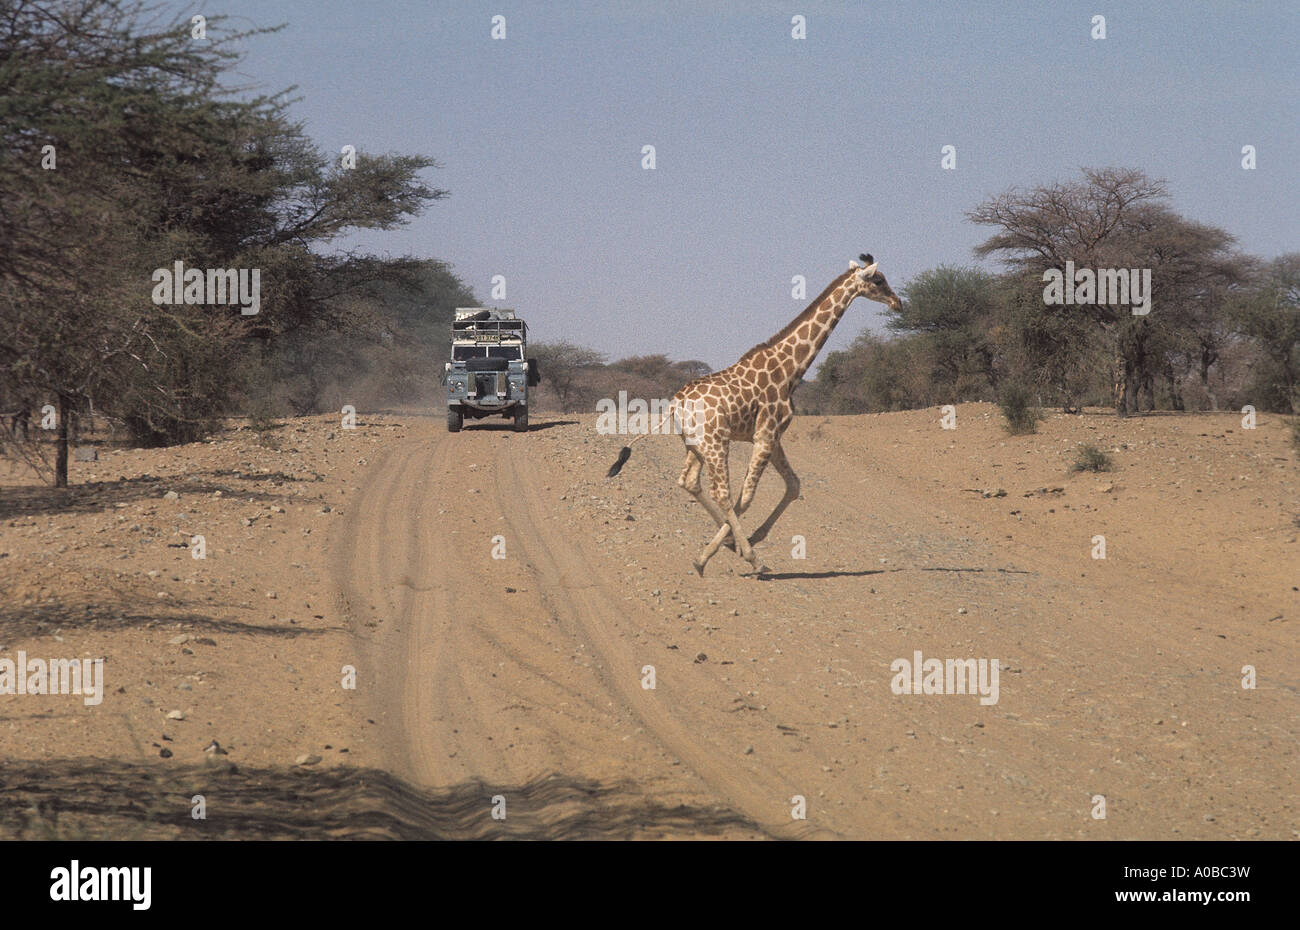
447, 407, 463, 432
513, 407, 528, 432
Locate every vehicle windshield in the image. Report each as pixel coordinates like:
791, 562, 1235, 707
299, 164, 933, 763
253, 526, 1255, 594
452, 345, 521, 361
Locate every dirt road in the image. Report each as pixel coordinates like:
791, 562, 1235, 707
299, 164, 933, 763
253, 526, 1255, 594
331, 407, 1298, 839
1, 405, 1292, 838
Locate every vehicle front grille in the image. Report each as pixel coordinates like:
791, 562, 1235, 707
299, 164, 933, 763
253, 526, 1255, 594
472, 373, 499, 399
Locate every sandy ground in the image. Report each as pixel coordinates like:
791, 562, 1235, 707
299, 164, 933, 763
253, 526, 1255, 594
1, 404, 1296, 838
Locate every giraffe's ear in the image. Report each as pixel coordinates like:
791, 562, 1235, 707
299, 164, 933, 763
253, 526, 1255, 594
849, 259, 861, 269
861, 260, 878, 276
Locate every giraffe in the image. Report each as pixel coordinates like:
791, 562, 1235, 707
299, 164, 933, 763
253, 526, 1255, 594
606, 253, 902, 575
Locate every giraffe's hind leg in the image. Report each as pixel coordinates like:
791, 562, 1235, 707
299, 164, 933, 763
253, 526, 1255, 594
679, 447, 727, 571
691, 490, 768, 576
691, 442, 768, 576
677, 451, 702, 494
702, 432, 774, 560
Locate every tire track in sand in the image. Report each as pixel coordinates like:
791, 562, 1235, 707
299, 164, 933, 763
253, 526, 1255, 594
492, 439, 839, 839
334, 424, 790, 836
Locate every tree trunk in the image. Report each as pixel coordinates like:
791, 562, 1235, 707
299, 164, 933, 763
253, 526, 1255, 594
1112, 339, 1128, 417
1165, 361, 1184, 411
1199, 347, 1217, 410
1196, 348, 1216, 408
981, 347, 999, 391
1121, 359, 1140, 416
1115, 351, 1141, 417
1115, 320, 1155, 416
55, 393, 69, 488
1139, 366, 1156, 412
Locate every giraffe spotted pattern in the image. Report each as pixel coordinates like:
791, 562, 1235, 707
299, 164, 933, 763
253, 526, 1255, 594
609, 254, 902, 576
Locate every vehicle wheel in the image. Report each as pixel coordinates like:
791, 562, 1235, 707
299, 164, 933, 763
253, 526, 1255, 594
447, 407, 463, 432
513, 407, 528, 432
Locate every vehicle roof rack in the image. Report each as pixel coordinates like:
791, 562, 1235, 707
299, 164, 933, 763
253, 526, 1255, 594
454, 307, 516, 321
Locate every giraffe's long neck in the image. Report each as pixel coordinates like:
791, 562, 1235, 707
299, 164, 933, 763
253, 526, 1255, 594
770, 271, 861, 384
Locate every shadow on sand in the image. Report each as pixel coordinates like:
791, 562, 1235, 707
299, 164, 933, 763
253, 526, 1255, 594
757, 565, 1033, 582
0, 469, 311, 520
457, 419, 578, 433
0, 759, 764, 840
0, 600, 332, 641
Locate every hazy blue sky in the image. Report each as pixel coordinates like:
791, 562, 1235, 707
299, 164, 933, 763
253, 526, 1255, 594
204, 0, 1296, 370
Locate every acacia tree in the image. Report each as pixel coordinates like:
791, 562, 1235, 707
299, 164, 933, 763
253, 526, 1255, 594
799, 332, 935, 414
1231, 254, 1300, 413
0, 0, 447, 483
251, 258, 480, 416
1113, 207, 1242, 411
992, 270, 1107, 411
968, 167, 1241, 416
888, 265, 1000, 399
529, 342, 608, 411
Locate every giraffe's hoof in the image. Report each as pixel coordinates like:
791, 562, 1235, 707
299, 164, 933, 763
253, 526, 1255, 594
692, 559, 706, 576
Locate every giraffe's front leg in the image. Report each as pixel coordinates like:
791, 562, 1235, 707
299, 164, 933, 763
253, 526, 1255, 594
706, 514, 737, 557
737, 434, 776, 513
717, 426, 780, 553
742, 441, 800, 546
694, 452, 768, 576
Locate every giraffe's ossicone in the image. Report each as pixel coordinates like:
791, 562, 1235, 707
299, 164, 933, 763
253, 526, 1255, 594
608, 254, 902, 576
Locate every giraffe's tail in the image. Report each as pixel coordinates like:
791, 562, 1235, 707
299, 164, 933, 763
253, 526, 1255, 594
606, 446, 633, 477
606, 405, 677, 478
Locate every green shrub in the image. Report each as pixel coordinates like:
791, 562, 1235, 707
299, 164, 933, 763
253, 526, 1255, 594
1071, 443, 1113, 472
999, 383, 1041, 434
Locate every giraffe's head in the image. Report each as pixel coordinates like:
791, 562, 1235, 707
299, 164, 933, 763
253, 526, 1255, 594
848, 253, 902, 312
